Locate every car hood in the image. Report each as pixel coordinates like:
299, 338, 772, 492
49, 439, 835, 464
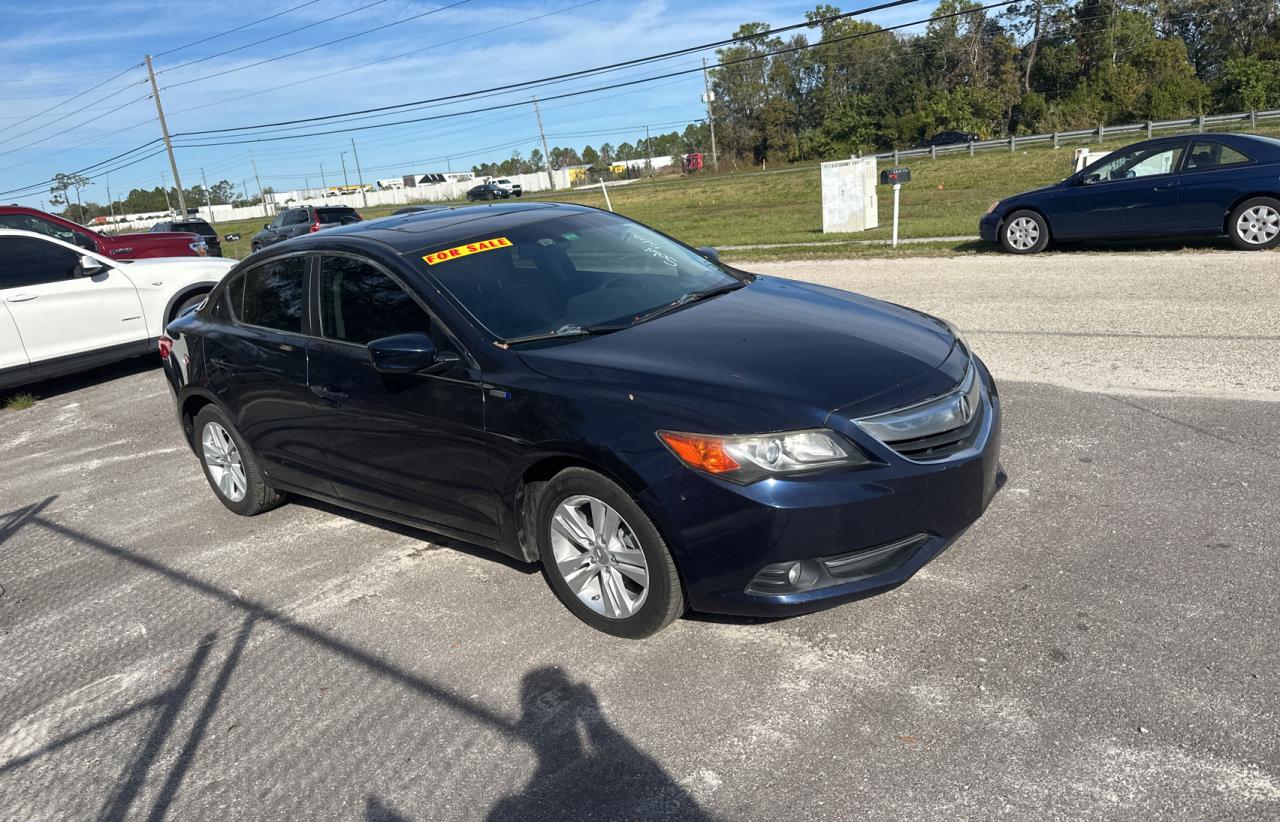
517, 275, 967, 432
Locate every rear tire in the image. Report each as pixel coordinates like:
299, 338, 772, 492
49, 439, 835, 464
536, 468, 684, 639
169, 290, 208, 323
193, 405, 285, 516
999, 209, 1050, 254
1227, 197, 1280, 250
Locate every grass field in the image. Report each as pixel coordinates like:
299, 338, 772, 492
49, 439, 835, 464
207, 125, 1280, 262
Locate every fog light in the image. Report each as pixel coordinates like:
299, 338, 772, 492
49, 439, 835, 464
786, 562, 803, 585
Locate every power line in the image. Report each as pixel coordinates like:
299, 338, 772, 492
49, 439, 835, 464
152, 0, 324, 59
160, 0, 604, 120
162, 0, 474, 89
168, 0, 919, 136
0, 63, 143, 139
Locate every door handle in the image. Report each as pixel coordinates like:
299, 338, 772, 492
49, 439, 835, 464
310, 384, 348, 402
210, 356, 237, 369
1152, 182, 1176, 190
5, 293, 38, 302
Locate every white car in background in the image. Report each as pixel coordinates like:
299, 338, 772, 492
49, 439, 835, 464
491, 178, 523, 197
0, 228, 235, 389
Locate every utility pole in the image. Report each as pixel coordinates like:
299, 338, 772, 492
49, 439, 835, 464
241, 179, 249, 201
161, 169, 172, 213
106, 174, 116, 222
351, 138, 369, 208
340, 152, 350, 190
200, 167, 213, 222
145, 55, 187, 216
645, 124, 653, 173
701, 57, 719, 173
532, 95, 555, 191
320, 164, 327, 192
251, 155, 268, 217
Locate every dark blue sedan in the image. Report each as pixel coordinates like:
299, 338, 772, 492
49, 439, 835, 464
980, 132, 1280, 253
161, 203, 1002, 638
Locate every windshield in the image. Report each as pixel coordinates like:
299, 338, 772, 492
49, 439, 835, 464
415, 211, 742, 340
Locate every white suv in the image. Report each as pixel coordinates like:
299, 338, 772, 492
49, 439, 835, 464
0, 228, 235, 389
491, 178, 523, 198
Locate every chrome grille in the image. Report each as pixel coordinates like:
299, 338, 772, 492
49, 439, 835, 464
855, 362, 988, 463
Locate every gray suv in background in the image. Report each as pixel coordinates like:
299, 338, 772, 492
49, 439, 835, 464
250, 206, 362, 252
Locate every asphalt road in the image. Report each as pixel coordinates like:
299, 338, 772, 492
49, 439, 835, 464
1, 251, 1277, 821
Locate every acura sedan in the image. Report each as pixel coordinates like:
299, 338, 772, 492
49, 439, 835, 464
981, 132, 1280, 253
161, 203, 1003, 638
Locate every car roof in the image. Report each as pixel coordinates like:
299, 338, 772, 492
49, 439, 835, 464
0, 227, 110, 259
276, 201, 596, 255
1119, 132, 1280, 159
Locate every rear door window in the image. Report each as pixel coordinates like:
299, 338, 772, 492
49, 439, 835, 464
0, 213, 78, 244
238, 257, 307, 333
318, 255, 429, 345
1185, 141, 1252, 170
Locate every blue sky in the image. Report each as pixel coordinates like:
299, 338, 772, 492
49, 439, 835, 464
0, 0, 938, 208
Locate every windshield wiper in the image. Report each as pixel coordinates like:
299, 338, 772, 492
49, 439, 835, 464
501, 323, 621, 347
630, 281, 745, 326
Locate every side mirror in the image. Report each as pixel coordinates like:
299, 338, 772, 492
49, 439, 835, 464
367, 332, 460, 375
78, 254, 108, 277
695, 245, 720, 262
263, 223, 270, 229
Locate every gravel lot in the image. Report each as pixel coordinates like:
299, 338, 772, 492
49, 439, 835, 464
1, 251, 1277, 820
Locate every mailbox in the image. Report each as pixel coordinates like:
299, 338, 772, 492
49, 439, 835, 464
880, 167, 911, 185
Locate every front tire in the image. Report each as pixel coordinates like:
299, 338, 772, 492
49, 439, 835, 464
1228, 197, 1280, 250
1000, 209, 1050, 254
536, 468, 685, 638
193, 405, 285, 516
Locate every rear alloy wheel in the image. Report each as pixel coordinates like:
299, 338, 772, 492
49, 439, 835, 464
193, 405, 285, 516
536, 468, 684, 638
1228, 197, 1280, 250
1000, 209, 1049, 254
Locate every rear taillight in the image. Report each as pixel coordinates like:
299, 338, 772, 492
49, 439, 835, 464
158, 335, 173, 359
309, 220, 321, 233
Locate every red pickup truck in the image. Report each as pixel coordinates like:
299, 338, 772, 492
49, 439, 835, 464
0, 205, 208, 259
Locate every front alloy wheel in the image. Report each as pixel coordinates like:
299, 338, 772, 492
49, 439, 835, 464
550, 495, 650, 619
537, 468, 684, 638
1000, 209, 1049, 254
1228, 197, 1280, 250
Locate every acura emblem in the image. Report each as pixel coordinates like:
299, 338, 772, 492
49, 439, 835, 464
957, 394, 972, 423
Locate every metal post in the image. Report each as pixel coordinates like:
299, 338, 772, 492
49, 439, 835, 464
599, 179, 613, 212
351, 139, 369, 209
1198, 114, 1205, 133
1011, 136, 1016, 152
893, 149, 899, 165
201, 167, 212, 222
532, 95, 555, 191
1098, 123, 1104, 143
1251, 110, 1257, 128
251, 156, 268, 218
930, 145, 937, 160
701, 57, 719, 173
145, 55, 187, 217
970, 140, 975, 156
891, 184, 901, 248
1053, 131, 1059, 149
1146, 121, 1153, 138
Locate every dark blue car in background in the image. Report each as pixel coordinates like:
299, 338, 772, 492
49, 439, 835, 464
161, 203, 1002, 638
981, 132, 1280, 253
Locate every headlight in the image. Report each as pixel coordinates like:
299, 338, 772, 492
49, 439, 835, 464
985, 200, 1000, 214
657, 429, 867, 483
190, 240, 208, 256
940, 318, 969, 356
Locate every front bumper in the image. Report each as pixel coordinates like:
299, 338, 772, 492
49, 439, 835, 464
639, 363, 1004, 618
979, 211, 1000, 242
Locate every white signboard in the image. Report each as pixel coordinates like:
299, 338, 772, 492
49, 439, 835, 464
821, 157, 879, 233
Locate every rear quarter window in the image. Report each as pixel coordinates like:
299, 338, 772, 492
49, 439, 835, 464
317, 208, 358, 224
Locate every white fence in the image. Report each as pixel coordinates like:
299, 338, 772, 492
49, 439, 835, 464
872, 109, 1280, 164
102, 169, 567, 233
